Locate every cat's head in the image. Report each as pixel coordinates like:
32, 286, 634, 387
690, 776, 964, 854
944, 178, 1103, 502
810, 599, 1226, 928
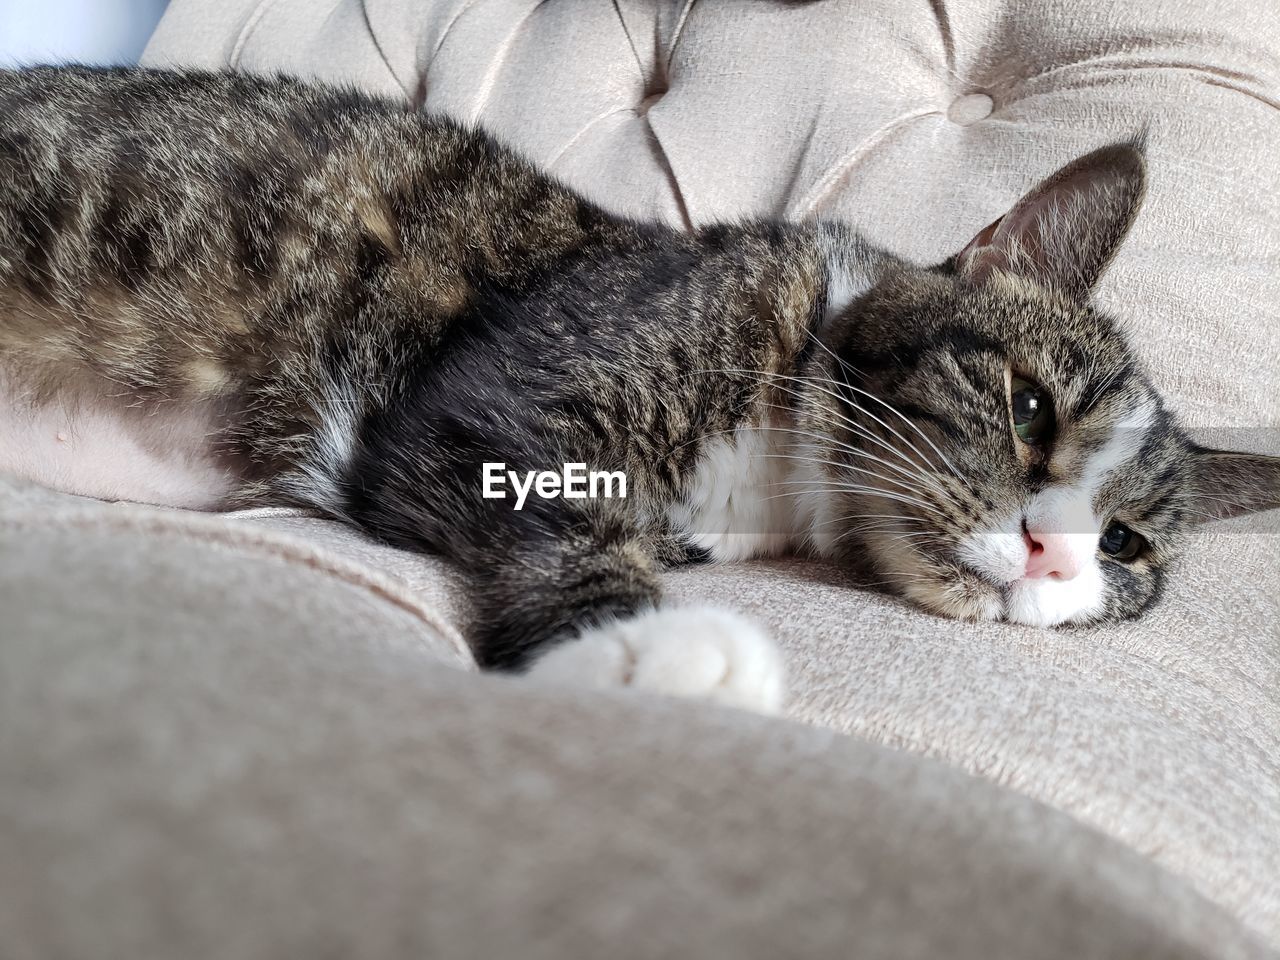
804, 143, 1280, 626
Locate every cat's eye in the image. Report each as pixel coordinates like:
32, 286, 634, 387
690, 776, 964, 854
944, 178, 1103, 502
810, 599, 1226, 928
1099, 521, 1144, 561
1010, 375, 1054, 446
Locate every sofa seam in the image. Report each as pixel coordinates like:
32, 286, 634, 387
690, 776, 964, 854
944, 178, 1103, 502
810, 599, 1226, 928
465, 0, 551, 126
353, 0, 413, 104
794, 107, 941, 218
0, 507, 474, 667
230, 0, 280, 69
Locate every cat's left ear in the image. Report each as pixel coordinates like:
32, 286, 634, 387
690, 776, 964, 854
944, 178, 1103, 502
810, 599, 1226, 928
954, 141, 1147, 299
1188, 446, 1280, 522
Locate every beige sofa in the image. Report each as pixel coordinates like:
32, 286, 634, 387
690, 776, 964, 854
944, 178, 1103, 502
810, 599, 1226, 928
3, 1, 1277, 956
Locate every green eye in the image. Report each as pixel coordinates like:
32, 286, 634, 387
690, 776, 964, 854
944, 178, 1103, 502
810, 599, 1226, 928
1099, 521, 1144, 561
1010, 375, 1054, 445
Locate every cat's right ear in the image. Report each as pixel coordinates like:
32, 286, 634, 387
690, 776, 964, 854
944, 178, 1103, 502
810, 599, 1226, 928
953, 141, 1147, 299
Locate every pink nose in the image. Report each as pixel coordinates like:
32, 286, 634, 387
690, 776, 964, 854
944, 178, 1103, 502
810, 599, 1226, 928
1023, 528, 1081, 580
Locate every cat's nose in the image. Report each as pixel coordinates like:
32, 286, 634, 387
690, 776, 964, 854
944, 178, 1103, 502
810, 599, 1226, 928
1022, 527, 1081, 580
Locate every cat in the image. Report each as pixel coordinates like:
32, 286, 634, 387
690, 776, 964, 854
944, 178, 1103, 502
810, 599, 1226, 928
1, 66, 1277, 712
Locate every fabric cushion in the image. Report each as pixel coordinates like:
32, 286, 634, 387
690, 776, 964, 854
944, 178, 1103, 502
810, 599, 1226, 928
136, 0, 1280, 944
2, 480, 1274, 959
228, 509, 1280, 946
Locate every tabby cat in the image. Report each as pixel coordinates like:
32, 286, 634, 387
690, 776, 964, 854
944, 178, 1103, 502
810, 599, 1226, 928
2, 67, 1276, 712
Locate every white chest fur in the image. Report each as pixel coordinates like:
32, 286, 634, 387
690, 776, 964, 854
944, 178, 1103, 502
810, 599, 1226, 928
666, 419, 802, 562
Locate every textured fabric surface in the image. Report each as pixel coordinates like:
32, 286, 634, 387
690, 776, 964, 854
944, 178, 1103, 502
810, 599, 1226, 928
220, 511, 1280, 944
2, 486, 1274, 959
0, 477, 469, 667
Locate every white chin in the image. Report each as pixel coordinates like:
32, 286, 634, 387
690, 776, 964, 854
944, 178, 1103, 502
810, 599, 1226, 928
1004, 565, 1105, 627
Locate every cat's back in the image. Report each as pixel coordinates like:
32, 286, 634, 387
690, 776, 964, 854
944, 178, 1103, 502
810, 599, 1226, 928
0, 65, 517, 386
0, 65, 441, 176
0, 66, 473, 282
0, 65, 605, 324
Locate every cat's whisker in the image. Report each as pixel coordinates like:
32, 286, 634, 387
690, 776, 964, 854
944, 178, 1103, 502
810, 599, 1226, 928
812, 373, 963, 482
760, 453, 945, 512
757, 486, 859, 505
769, 478, 935, 498
829, 518, 942, 541
817, 512, 930, 531
689, 416, 924, 485
752, 403, 952, 497
759, 450, 942, 504
708, 367, 950, 485
786, 484, 944, 515
832, 524, 944, 552
796, 484, 941, 514
796, 337, 967, 481
1081, 361, 1128, 417
838, 525, 938, 545
720, 368, 935, 471
733, 366, 961, 484
884, 531, 944, 543
818, 511, 929, 525
803, 330, 962, 481
667, 405, 948, 506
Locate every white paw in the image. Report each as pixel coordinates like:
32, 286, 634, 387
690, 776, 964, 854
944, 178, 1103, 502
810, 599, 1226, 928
526, 607, 786, 714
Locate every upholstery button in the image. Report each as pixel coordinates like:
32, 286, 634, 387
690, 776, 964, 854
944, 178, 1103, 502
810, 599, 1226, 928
637, 87, 666, 117
947, 93, 994, 126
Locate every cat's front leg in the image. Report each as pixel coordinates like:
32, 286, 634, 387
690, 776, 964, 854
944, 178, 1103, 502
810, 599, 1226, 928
465, 506, 785, 714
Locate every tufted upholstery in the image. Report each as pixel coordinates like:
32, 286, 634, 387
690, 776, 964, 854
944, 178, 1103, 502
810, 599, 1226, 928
12, 0, 1266, 952
145, 0, 1280, 430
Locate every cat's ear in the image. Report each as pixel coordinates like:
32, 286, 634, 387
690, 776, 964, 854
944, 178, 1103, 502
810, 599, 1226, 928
954, 141, 1146, 299
1188, 446, 1280, 522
